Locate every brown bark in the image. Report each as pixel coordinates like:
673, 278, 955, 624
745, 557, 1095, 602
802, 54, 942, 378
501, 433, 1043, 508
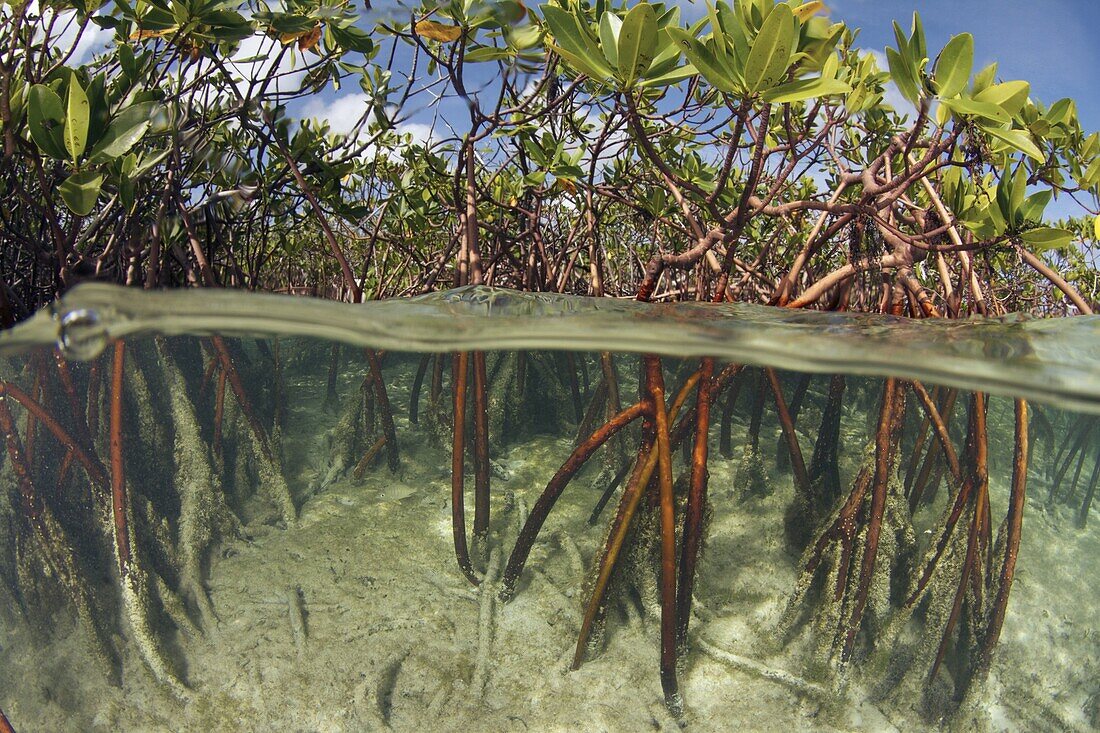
450, 352, 478, 585
675, 357, 713, 651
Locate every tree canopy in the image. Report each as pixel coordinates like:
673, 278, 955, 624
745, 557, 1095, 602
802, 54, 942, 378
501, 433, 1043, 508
1, 0, 1097, 323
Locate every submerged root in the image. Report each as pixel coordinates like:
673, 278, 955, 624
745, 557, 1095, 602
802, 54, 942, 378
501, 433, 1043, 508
736, 445, 771, 499
472, 547, 501, 700
780, 379, 912, 671
232, 404, 296, 526
115, 344, 190, 699
696, 638, 829, 700
118, 563, 190, 701
0, 391, 121, 682
320, 392, 367, 489
780, 469, 915, 669
161, 348, 239, 629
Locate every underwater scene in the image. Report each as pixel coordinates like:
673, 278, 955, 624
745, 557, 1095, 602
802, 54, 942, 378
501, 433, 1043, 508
0, 286, 1097, 732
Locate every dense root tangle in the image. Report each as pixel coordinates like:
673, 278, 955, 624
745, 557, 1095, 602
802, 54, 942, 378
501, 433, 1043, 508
158, 341, 239, 629
0, 337, 1056, 727
780, 377, 913, 665
0, 335, 313, 711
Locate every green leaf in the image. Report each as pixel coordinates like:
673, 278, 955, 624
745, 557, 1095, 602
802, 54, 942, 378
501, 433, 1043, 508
934, 33, 972, 98
762, 76, 850, 104
87, 102, 157, 163
705, 0, 729, 67
464, 46, 514, 63
1085, 156, 1100, 188
599, 11, 622, 69
743, 2, 794, 93
1043, 97, 1073, 127
65, 77, 90, 162
646, 28, 686, 77
329, 24, 374, 53
885, 46, 920, 106
616, 2, 658, 88
504, 23, 541, 51
58, 169, 103, 216
981, 124, 1044, 162
792, 2, 826, 21
939, 95, 1010, 123
119, 43, 138, 80
891, 20, 910, 60
717, 2, 750, 70
1020, 227, 1074, 252
974, 80, 1030, 117
909, 12, 927, 63
1084, 132, 1099, 160
85, 74, 109, 148
666, 27, 739, 93
131, 148, 169, 178
638, 63, 697, 89
1019, 190, 1051, 222
548, 43, 613, 82
982, 201, 1007, 237
971, 61, 997, 94
1009, 166, 1026, 222
996, 166, 1016, 223
542, 6, 616, 80
119, 175, 135, 212
27, 84, 68, 159
571, 9, 618, 76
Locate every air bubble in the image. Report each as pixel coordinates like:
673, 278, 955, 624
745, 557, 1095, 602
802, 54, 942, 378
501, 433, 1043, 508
58, 309, 109, 361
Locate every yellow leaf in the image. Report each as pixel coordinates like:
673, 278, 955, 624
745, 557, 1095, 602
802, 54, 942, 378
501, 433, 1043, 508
279, 31, 304, 44
1094, 214, 1100, 241
129, 27, 179, 40
792, 1, 827, 21
415, 20, 463, 42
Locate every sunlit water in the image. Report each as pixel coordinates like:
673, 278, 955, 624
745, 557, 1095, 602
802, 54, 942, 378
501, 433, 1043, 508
0, 286, 1097, 731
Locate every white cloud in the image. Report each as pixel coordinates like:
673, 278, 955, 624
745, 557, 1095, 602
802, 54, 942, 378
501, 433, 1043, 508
303, 92, 373, 134
301, 92, 437, 149
398, 122, 436, 147
224, 34, 308, 100
299, 91, 442, 163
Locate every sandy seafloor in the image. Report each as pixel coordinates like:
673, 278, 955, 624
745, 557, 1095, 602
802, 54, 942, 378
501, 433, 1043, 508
0, 353, 1097, 732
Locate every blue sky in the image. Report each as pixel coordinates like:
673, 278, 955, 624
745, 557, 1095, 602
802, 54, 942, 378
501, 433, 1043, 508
668, 1, 1098, 133
354, 1, 1099, 142
817, 0, 1099, 131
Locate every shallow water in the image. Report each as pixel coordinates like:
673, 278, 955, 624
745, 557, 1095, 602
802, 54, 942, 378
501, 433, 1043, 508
0, 288, 1097, 732
4, 284, 1100, 413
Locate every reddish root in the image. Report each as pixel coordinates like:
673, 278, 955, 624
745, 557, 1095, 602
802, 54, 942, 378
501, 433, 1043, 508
353, 434, 388, 480
366, 349, 400, 473
451, 352, 479, 586
471, 351, 490, 538
209, 336, 272, 461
